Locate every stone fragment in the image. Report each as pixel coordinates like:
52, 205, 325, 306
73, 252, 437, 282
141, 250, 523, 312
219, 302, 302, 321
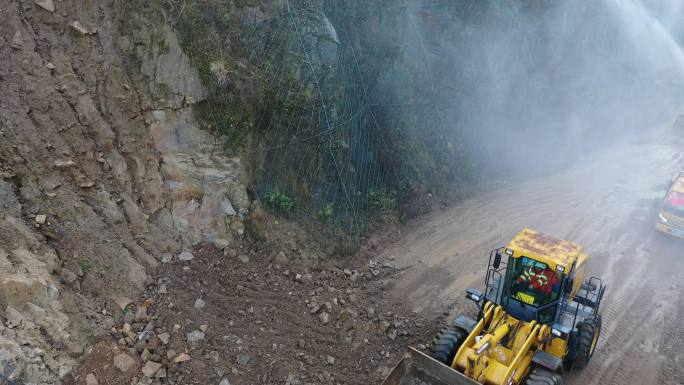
178, 251, 194, 261
60, 270, 79, 287
156, 367, 167, 378
194, 298, 206, 309
85, 373, 98, 385
78, 180, 95, 188
70, 21, 90, 35
54, 159, 76, 169
114, 296, 133, 311
275, 251, 288, 264
222, 199, 236, 216
35, 0, 55, 12
47, 284, 59, 300
122, 323, 136, 340
134, 306, 148, 322
158, 333, 170, 345
186, 330, 205, 343
123, 311, 135, 325
339, 309, 354, 322
236, 354, 250, 366
215, 238, 230, 249
10, 31, 22, 50
141, 361, 162, 377
174, 353, 190, 363
35, 214, 47, 224
161, 253, 173, 263
207, 350, 220, 361
113, 353, 136, 372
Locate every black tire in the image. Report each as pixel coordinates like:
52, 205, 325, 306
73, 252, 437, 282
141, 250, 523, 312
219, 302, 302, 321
574, 315, 602, 369
429, 326, 467, 365
524, 367, 564, 385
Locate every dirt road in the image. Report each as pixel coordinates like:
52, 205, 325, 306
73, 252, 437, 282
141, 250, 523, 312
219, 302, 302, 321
382, 120, 684, 385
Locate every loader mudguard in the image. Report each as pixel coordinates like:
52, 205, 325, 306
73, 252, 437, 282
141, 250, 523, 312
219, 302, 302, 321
452, 314, 477, 333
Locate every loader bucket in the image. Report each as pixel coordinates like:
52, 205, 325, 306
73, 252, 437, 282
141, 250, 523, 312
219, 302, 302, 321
381, 347, 481, 385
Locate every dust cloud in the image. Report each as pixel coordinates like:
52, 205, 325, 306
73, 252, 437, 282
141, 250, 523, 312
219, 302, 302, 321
369, 0, 684, 176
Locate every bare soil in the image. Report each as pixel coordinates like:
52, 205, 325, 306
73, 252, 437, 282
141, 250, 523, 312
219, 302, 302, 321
67, 243, 447, 385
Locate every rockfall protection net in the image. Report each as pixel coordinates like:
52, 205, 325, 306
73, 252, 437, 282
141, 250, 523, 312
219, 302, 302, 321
239, 0, 395, 244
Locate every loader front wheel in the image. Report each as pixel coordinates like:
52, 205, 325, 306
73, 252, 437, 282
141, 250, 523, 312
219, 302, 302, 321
430, 326, 466, 366
524, 367, 564, 385
574, 315, 602, 369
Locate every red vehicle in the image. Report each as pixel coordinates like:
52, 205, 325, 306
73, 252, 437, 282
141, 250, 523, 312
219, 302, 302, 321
657, 171, 684, 238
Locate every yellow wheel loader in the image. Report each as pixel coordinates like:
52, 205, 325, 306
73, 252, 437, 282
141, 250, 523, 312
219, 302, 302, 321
383, 228, 606, 385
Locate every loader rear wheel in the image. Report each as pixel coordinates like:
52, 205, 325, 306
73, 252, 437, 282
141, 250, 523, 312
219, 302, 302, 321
574, 315, 602, 369
430, 326, 467, 366
524, 367, 564, 385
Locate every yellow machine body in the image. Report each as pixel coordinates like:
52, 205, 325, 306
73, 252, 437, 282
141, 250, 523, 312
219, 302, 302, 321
382, 229, 605, 385
450, 302, 562, 385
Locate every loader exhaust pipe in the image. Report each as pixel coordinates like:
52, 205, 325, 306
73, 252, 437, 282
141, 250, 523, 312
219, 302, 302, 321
382, 347, 481, 385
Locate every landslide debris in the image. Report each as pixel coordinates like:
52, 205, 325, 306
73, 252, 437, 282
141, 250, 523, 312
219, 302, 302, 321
0, 0, 251, 382
67, 243, 444, 385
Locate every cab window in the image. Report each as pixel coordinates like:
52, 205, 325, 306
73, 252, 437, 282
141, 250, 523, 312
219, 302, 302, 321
509, 257, 563, 307
664, 191, 684, 216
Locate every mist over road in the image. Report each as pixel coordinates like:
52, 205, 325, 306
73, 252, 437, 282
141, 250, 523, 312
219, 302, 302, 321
382, 120, 684, 384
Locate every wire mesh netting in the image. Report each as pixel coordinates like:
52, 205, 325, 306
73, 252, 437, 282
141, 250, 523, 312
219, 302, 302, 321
170, 0, 470, 247
238, 1, 395, 244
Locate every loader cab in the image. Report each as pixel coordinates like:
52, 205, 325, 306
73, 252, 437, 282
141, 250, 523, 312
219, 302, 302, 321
477, 228, 584, 325
503, 256, 566, 324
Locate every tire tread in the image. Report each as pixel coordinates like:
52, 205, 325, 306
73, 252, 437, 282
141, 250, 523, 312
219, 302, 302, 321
429, 326, 467, 365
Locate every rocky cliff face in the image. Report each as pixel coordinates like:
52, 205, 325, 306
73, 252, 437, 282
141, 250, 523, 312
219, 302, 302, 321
0, 0, 253, 382
120, 11, 251, 246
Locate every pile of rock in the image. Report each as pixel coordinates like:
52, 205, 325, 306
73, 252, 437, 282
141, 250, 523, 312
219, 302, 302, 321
99, 250, 238, 385
298, 258, 410, 344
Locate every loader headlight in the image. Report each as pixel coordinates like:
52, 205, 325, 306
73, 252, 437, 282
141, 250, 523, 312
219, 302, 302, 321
659, 213, 669, 223
467, 292, 481, 302
466, 288, 484, 303
551, 324, 569, 339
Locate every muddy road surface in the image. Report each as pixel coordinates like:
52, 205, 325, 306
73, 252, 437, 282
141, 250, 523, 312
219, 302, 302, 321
382, 120, 684, 385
